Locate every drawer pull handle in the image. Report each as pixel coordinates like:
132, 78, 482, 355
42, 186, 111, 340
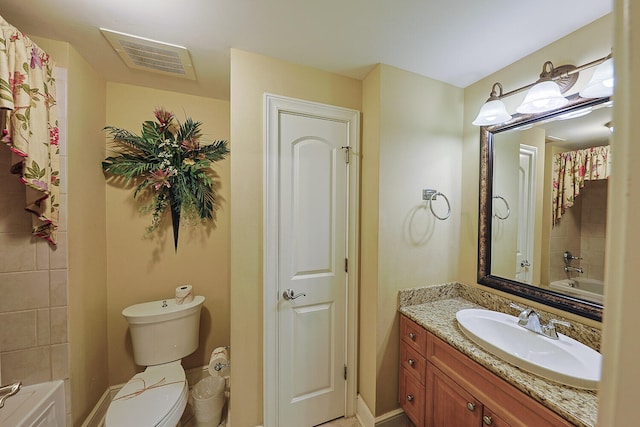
408, 358, 415, 367
466, 402, 476, 411
408, 332, 416, 340
407, 394, 414, 402
483, 415, 493, 425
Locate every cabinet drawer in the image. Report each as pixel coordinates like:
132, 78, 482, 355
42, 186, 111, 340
400, 341, 426, 384
400, 314, 427, 354
399, 366, 425, 427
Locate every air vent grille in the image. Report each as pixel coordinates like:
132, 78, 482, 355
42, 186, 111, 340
101, 29, 195, 80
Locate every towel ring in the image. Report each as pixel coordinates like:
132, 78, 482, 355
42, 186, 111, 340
493, 195, 510, 220
423, 189, 451, 220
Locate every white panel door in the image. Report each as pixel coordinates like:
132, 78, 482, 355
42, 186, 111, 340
277, 112, 348, 426
515, 145, 537, 283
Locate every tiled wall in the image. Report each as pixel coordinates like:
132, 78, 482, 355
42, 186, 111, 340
0, 69, 69, 416
549, 195, 583, 282
549, 178, 608, 283
579, 179, 607, 282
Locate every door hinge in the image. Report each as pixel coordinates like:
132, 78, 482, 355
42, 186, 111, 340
344, 365, 347, 380
341, 146, 351, 164
345, 258, 348, 273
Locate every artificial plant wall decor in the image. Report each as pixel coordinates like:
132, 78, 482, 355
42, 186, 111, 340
102, 108, 229, 250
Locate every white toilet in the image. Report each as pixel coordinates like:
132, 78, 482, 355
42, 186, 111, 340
105, 295, 205, 427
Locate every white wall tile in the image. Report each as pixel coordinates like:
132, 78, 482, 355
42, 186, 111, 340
0, 233, 36, 272
50, 269, 68, 307
1, 347, 51, 385
51, 343, 69, 380
0, 311, 37, 351
49, 231, 68, 270
50, 307, 68, 344
36, 238, 51, 270
0, 272, 49, 312
37, 308, 51, 346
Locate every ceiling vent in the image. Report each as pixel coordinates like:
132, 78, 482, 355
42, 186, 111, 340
101, 29, 195, 80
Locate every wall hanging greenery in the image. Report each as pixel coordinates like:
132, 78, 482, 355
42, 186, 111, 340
102, 108, 229, 250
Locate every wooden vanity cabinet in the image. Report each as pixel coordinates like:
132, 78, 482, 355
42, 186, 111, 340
399, 314, 573, 427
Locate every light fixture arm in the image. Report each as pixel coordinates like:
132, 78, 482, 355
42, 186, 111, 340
492, 51, 612, 100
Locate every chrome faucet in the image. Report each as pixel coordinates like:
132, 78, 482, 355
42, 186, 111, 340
0, 381, 21, 409
509, 303, 570, 340
563, 251, 582, 264
564, 265, 584, 274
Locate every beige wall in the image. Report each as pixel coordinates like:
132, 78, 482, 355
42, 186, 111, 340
229, 49, 362, 427
460, 14, 613, 326
105, 83, 230, 385
599, 1, 640, 424
359, 64, 381, 414
360, 64, 464, 415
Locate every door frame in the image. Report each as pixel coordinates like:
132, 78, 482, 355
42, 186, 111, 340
263, 94, 360, 427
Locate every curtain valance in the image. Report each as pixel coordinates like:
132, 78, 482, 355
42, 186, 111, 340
0, 15, 59, 245
552, 145, 609, 226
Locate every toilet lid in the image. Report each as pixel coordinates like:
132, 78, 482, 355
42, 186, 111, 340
106, 363, 186, 427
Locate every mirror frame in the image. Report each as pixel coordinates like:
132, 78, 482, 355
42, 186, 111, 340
477, 93, 611, 321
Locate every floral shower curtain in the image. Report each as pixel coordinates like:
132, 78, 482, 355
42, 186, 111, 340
0, 15, 59, 245
552, 145, 610, 226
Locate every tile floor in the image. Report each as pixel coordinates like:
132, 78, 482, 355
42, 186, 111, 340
318, 416, 363, 427
181, 413, 361, 427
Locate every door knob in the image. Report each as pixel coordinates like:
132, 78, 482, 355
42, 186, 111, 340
521, 260, 531, 268
282, 289, 306, 301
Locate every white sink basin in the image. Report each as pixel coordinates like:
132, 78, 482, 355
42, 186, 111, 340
456, 308, 601, 390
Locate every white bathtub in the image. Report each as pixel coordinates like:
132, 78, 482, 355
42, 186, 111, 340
0, 380, 65, 427
549, 278, 604, 304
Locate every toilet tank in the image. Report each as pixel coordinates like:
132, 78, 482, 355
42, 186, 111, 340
122, 295, 205, 366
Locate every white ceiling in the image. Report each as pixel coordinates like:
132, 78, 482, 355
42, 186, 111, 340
1, 0, 611, 100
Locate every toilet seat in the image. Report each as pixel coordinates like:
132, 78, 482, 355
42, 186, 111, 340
105, 361, 187, 427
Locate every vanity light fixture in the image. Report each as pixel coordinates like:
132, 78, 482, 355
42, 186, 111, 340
472, 83, 512, 126
472, 52, 613, 126
516, 61, 575, 114
580, 57, 615, 98
605, 121, 614, 132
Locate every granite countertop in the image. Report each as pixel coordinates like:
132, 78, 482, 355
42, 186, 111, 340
398, 283, 599, 427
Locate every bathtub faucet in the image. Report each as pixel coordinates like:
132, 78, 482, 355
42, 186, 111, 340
564, 266, 584, 274
563, 251, 582, 264
0, 381, 21, 409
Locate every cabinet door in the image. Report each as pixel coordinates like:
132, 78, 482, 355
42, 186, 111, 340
427, 364, 482, 427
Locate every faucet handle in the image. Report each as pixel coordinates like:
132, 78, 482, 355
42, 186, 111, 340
548, 319, 571, 328
509, 302, 527, 312
543, 319, 571, 339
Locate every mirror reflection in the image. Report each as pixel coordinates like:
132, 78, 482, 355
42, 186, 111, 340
490, 100, 612, 305
477, 92, 612, 321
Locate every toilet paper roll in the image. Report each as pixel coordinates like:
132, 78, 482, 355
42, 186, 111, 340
208, 347, 230, 377
175, 285, 194, 305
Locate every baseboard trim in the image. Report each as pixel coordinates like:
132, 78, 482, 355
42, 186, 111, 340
355, 395, 407, 427
356, 395, 375, 427
80, 386, 119, 427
